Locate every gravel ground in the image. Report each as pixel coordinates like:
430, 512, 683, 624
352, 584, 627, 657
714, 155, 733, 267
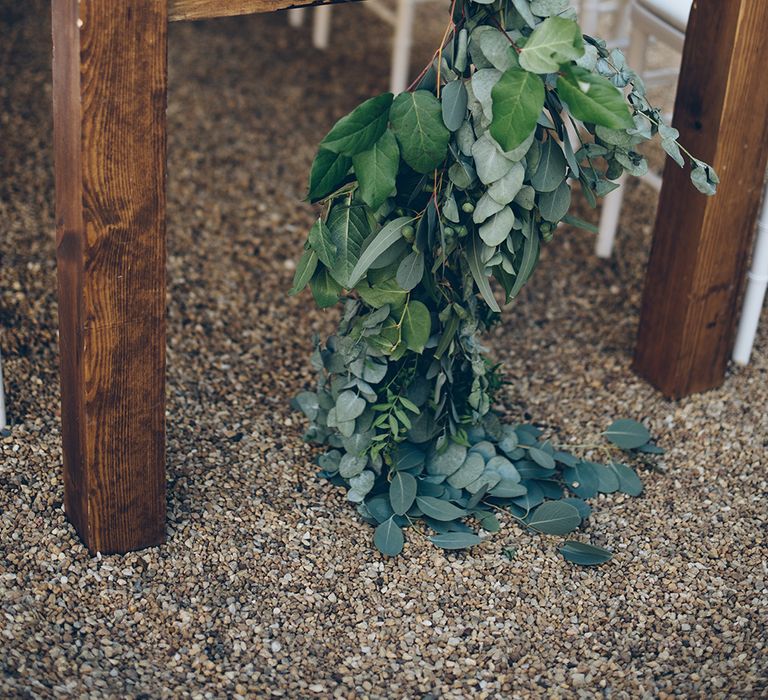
1, 3, 766, 698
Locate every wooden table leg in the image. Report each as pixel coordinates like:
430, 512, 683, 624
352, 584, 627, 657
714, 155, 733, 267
52, 0, 167, 553
633, 0, 768, 399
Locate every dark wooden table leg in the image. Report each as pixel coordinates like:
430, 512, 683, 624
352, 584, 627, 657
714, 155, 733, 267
633, 0, 768, 399
52, 0, 167, 553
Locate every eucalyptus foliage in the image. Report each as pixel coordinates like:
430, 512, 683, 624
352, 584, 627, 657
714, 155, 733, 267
290, 0, 715, 563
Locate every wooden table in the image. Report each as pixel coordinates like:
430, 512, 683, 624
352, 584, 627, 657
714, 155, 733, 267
51, 0, 768, 554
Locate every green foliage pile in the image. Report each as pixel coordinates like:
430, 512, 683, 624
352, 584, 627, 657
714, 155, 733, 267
290, 0, 715, 563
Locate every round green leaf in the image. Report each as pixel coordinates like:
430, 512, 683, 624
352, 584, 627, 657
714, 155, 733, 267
390, 471, 418, 515
390, 90, 450, 173
604, 419, 651, 450
558, 541, 613, 566
527, 501, 582, 535
374, 517, 405, 557
429, 532, 483, 550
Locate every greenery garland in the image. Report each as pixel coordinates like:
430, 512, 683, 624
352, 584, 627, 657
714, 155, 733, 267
290, 0, 717, 562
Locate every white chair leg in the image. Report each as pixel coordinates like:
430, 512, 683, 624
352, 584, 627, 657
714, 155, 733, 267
288, 8, 306, 27
733, 191, 768, 365
595, 20, 649, 258
312, 5, 332, 50
0, 351, 7, 432
390, 0, 415, 94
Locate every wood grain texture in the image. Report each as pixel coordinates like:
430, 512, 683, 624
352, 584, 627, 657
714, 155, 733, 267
52, 0, 167, 553
633, 0, 768, 399
169, 0, 355, 21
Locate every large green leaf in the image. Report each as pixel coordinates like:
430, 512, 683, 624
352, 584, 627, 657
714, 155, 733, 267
402, 300, 431, 353
518, 17, 584, 74
325, 201, 371, 288
527, 501, 581, 535
288, 248, 318, 296
490, 67, 545, 153
416, 496, 468, 521
352, 129, 399, 210
308, 218, 336, 269
604, 419, 651, 449
348, 217, 414, 287
429, 532, 483, 550
310, 267, 342, 308
556, 66, 634, 129
374, 516, 405, 556
390, 91, 451, 173
307, 148, 352, 202
390, 471, 418, 515
320, 92, 394, 156
558, 541, 613, 566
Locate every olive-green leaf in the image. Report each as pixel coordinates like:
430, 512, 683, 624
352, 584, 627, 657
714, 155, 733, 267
528, 501, 581, 535
307, 148, 352, 202
349, 216, 414, 287
321, 92, 394, 156
390, 91, 451, 173
604, 419, 651, 449
352, 129, 399, 210
490, 67, 545, 152
558, 541, 613, 566
326, 201, 371, 288
429, 532, 483, 550
390, 471, 417, 515
374, 516, 404, 556
416, 496, 468, 521
518, 17, 584, 74
402, 300, 431, 353
289, 248, 318, 296
557, 66, 634, 129
538, 180, 572, 223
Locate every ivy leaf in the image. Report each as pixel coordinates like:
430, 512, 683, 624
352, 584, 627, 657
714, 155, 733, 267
320, 92, 394, 156
527, 501, 581, 535
490, 67, 545, 153
416, 496, 468, 521
374, 516, 405, 557
558, 541, 613, 566
325, 201, 372, 288
402, 300, 431, 353
467, 234, 501, 312
604, 419, 651, 449
348, 217, 414, 288
429, 532, 482, 550
352, 130, 399, 210
390, 472, 418, 515
390, 91, 451, 173
289, 248, 318, 296
441, 80, 469, 132
396, 252, 425, 291
307, 148, 352, 202
519, 17, 584, 74
557, 66, 634, 129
